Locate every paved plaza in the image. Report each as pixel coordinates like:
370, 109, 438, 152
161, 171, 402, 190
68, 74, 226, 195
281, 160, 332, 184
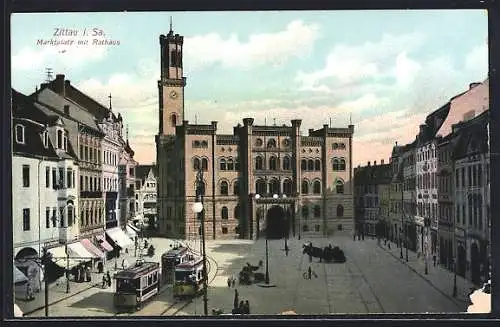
21, 235, 476, 317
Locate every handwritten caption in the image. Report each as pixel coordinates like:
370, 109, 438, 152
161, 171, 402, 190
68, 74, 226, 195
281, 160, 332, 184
36, 28, 120, 47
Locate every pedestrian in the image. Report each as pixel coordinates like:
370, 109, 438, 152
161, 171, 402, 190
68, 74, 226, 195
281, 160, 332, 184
122, 259, 126, 270
245, 300, 250, 314
231, 277, 236, 288
388, 242, 391, 250
26, 283, 34, 301
102, 275, 107, 288
86, 266, 91, 282
239, 301, 245, 314
106, 271, 112, 287
227, 276, 231, 288
433, 255, 437, 267
233, 289, 239, 310
308, 266, 312, 280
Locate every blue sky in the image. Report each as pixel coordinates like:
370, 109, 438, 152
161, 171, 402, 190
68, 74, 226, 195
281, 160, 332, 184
11, 10, 488, 165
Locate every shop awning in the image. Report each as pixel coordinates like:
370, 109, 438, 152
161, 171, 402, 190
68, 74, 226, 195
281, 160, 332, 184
96, 235, 114, 252
106, 227, 133, 248
13, 266, 28, 284
67, 241, 97, 261
80, 239, 105, 258
47, 245, 83, 269
127, 223, 140, 233
126, 225, 138, 239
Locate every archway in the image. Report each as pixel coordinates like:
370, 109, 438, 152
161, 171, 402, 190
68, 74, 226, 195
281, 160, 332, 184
15, 247, 41, 292
266, 205, 287, 239
471, 243, 480, 285
457, 245, 466, 278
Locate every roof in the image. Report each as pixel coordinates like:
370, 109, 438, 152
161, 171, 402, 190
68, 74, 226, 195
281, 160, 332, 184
114, 261, 159, 280
162, 246, 188, 258
354, 163, 392, 185
176, 257, 203, 269
33, 88, 102, 133
417, 102, 451, 145
452, 110, 489, 160
136, 164, 157, 183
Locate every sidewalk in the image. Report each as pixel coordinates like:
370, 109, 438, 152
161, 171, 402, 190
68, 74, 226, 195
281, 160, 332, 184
375, 238, 476, 306
17, 244, 144, 316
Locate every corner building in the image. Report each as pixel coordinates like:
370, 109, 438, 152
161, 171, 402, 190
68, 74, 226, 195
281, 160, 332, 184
156, 27, 355, 240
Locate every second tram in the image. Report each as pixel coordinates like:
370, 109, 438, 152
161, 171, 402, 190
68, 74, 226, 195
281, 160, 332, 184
173, 257, 205, 299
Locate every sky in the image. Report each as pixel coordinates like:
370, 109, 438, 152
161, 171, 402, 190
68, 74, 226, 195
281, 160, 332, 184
11, 10, 488, 167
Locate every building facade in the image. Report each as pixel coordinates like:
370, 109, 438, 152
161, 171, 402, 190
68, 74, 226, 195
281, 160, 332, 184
119, 140, 138, 227
12, 90, 80, 291
135, 164, 158, 232
156, 26, 355, 240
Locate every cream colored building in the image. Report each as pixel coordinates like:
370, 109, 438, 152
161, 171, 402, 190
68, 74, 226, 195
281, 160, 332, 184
155, 27, 355, 240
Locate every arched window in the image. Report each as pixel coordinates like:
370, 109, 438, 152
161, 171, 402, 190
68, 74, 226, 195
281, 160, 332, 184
336, 180, 344, 194
315, 159, 321, 171
302, 206, 309, 218
308, 159, 314, 171
235, 158, 240, 170
333, 158, 340, 171
221, 207, 228, 220
269, 156, 277, 170
220, 181, 229, 195
313, 181, 321, 194
201, 158, 208, 171
177, 50, 183, 67
269, 179, 280, 195
201, 140, 208, 147
234, 205, 240, 219
303, 224, 309, 232
233, 180, 239, 195
15, 125, 25, 144
283, 156, 291, 170
220, 159, 226, 170
301, 159, 307, 171
337, 204, 344, 217
267, 139, 276, 148
193, 140, 201, 147
170, 50, 177, 66
314, 205, 321, 217
301, 180, 309, 194
255, 156, 263, 170
171, 114, 177, 127
57, 130, 63, 149
193, 158, 200, 170
227, 159, 234, 170
339, 158, 346, 171
256, 179, 266, 195
283, 179, 293, 195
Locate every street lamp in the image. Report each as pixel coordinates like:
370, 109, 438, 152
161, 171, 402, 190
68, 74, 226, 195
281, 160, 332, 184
424, 217, 430, 275
192, 168, 208, 316
255, 193, 273, 287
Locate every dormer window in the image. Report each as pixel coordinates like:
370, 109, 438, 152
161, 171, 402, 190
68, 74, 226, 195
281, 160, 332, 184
64, 131, 68, 150
57, 130, 63, 149
15, 124, 25, 144
42, 131, 48, 148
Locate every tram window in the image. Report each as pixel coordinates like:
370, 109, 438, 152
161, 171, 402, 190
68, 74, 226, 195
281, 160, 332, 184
198, 270, 202, 280
148, 275, 153, 285
175, 270, 189, 281
116, 279, 137, 293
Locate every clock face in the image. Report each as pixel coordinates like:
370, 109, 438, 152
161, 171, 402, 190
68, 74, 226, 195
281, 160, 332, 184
169, 90, 178, 99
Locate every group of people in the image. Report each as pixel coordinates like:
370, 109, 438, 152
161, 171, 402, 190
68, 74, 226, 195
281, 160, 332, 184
226, 276, 237, 288
74, 265, 92, 283
101, 271, 112, 289
232, 289, 251, 314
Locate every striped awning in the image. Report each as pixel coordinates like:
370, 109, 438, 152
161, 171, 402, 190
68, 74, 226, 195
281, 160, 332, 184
80, 239, 105, 259
47, 245, 84, 269
106, 227, 133, 248
96, 235, 114, 252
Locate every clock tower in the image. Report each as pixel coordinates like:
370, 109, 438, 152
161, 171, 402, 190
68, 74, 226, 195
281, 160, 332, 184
158, 20, 186, 136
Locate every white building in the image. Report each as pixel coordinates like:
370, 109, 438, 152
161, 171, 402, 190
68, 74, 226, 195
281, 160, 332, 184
119, 137, 138, 227
134, 165, 158, 232
12, 90, 79, 292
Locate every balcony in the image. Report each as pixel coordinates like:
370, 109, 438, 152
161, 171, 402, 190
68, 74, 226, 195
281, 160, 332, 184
80, 191, 103, 199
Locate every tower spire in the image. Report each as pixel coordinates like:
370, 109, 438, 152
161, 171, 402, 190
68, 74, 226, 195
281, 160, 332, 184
170, 16, 173, 33
126, 124, 129, 141
349, 113, 352, 125
108, 93, 112, 111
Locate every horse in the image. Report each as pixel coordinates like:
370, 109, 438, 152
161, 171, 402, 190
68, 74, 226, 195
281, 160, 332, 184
303, 243, 325, 262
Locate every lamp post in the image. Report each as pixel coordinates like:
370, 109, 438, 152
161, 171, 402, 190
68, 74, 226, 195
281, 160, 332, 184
255, 193, 273, 286
424, 217, 430, 275
192, 168, 208, 316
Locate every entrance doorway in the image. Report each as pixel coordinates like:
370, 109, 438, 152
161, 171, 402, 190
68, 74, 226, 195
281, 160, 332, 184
471, 243, 480, 285
266, 205, 287, 239
457, 245, 466, 278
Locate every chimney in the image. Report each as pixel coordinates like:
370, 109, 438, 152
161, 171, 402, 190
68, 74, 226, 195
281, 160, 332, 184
368, 161, 371, 166
374, 161, 377, 166
54, 74, 65, 96
381, 159, 384, 165
419, 124, 426, 135
469, 82, 481, 90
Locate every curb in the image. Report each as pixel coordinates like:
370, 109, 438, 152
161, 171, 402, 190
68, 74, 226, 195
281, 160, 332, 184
23, 283, 99, 316
379, 245, 468, 308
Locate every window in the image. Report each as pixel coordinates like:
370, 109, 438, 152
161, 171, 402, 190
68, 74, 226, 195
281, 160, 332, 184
315, 224, 320, 232
201, 158, 208, 171
23, 208, 30, 231
269, 179, 280, 195
315, 159, 321, 171
43, 131, 48, 148
220, 159, 227, 170
269, 156, 277, 170
52, 208, 57, 227
46, 207, 50, 228
337, 204, 344, 217
220, 181, 229, 195
255, 138, 263, 147
283, 156, 291, 170
313, 181, 321, 194
57, 130, 63, 149
63, 131, 68, 150
301, 180, 309, 194
303, 224, 309, 232
171, 114, 177, 127
233, 180, 239, 195
67, 169, 73, 188
283, 179, 293, 196
256, 179, 266, 195
201, 140, 208, 148
22, 165, 30, 187
308, 159, 314, 171
235, 158, 240, 170
339, 159, 346, 171
45, 167, 50, 188
15, 125, 25, 143
193, 158, 200, 170
333, 143, 339, 150
193, 140, 201, 148
336, 180, 344, 194
221, 207, 228, 220
314, 205, 321, 217
333, 159, 340, 171
222, 227, 228, 234
302, 206, 309, 218
234, 205, 240, 219
301, 160, 307, 171
255, 156, 263, 170
80, 175, 84, 191
68, 206, 73, 227
227, 159, 234, 170
267, 139, 276, 149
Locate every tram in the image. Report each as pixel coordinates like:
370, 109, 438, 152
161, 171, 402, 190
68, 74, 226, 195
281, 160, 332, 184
173, 257, 205, 299
113, 260, 160, 311
161, 243, 193, 285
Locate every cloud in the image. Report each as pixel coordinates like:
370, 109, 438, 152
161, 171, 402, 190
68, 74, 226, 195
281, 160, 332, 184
12, 35, 110, 71
183, 20, 320, 70
465, 43, 488, 73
